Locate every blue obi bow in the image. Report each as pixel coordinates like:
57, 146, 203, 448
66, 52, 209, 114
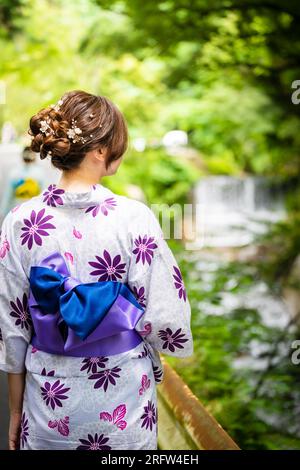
28, 252, 145, 356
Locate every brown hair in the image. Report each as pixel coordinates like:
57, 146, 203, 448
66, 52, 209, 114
29, 90, 128, 171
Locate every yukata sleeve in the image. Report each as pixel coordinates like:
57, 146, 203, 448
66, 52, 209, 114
128, 204, 194, 358
0, 212, 32, 373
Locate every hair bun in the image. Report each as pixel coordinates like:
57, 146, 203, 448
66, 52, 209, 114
28, 90, 128, 171
29, 105, 71, 169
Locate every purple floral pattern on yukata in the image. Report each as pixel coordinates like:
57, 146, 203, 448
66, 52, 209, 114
99, 404, 127, 430
88, 250, 126, 281
41, 367, 55, 376
138, 344, 150, 358
73, 227, 82, 239
21, 208, 55, 250
173, 265, 187, 302
9, 293, 31, 330
48, 416, 70, 436
77, 433, 111, 450
42, 184, 65, 207
85, 197, 117, 217
40, 379, 70, 410
80, 356, 108, 374
137, 322, 152, 337
158, 328, 189, 352
153, 366, 163, 383
20, 412, 29, 448
133, 286, 146, 308
140, 400, 157, 431
0, 235, 10, 259
133, 235, 157, 266
139, 374, 151, 396
88, 366, 121, 392
64, 252, 74, 265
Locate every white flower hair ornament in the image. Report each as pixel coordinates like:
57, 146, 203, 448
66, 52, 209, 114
40, 98, 89, 144
50, 99, 64, 112
39, 98, 63, 136
66, 119, 87, 144
39, 119, 53, 137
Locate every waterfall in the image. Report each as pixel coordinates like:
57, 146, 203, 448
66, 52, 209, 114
193, 176, 286, 247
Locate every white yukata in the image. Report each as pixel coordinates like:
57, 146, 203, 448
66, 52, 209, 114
0, 182, 193, 450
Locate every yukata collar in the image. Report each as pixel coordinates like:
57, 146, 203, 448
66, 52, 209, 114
40, 182, 112, 209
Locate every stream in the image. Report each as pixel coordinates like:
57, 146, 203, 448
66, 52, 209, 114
190, 176, 291, 370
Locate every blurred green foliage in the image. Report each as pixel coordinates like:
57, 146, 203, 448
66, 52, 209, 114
104, 148, 199, 205
1, 0, 300, 179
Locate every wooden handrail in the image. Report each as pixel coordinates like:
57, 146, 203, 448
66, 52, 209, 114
157, 357, 240, 450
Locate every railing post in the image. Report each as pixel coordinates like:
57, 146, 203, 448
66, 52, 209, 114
157, 357, 240, 450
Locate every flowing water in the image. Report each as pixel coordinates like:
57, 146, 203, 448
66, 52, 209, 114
194, 176, 286, 247
191, 176, 291, 369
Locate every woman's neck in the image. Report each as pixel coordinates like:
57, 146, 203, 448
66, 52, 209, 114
57, 170, 101, 193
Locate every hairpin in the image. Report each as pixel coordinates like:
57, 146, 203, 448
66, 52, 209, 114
67, 118, 86, 144
40, 119, 53, 136
50, 99, 64, 112
89, 113, 95, 118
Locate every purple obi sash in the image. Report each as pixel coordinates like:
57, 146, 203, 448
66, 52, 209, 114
28, 252, 145, 357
